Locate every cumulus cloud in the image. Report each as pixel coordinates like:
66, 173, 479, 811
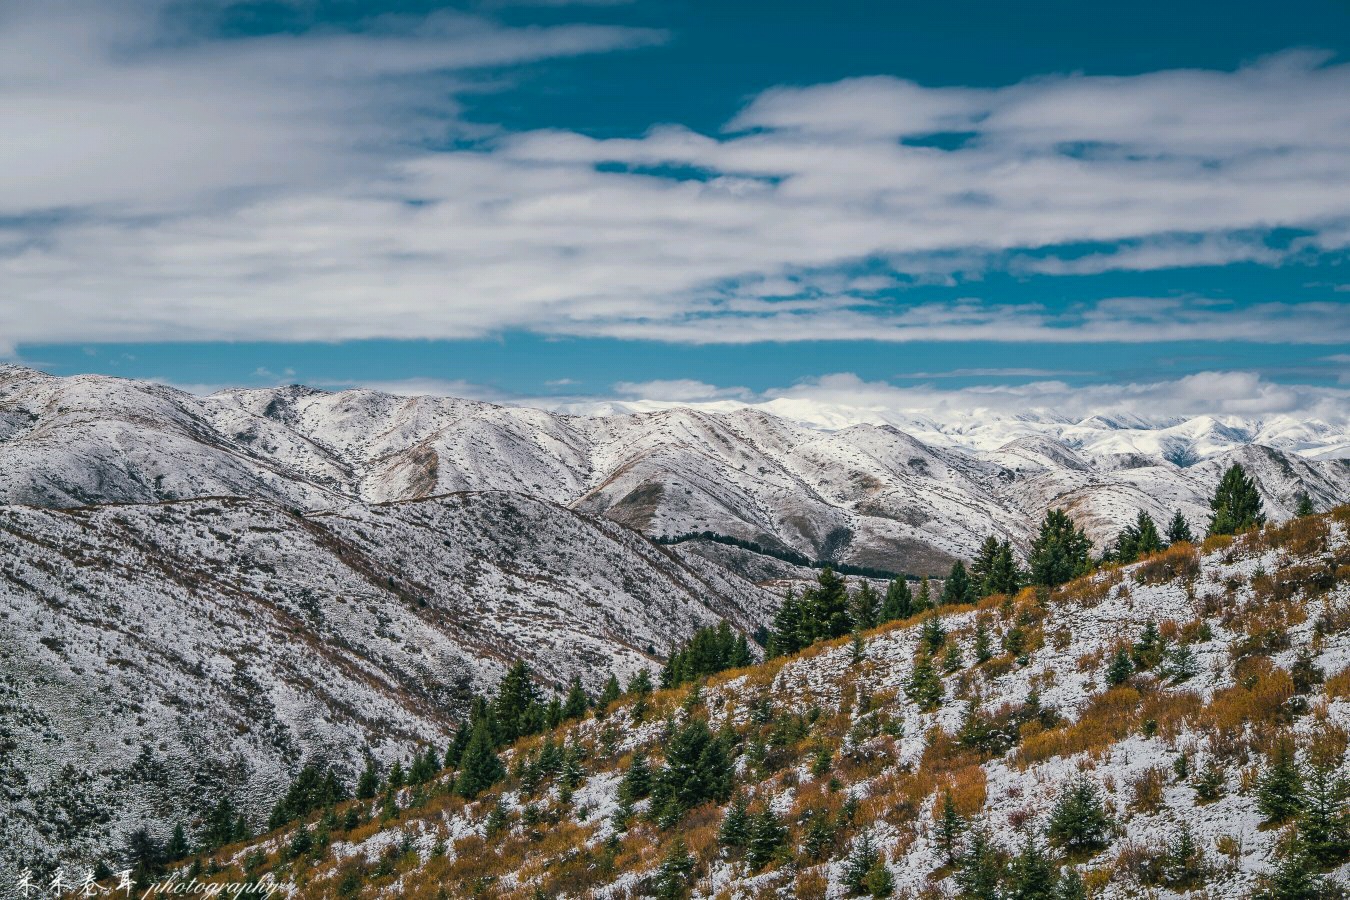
0, 6, 1348, 346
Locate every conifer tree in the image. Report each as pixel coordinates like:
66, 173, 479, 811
1207, 463, 1266, 536
717, 793, 750, 852
1253, 837, 1325, 900
881, 577, 913, 623
1193, 759, 1227, 803
745, 807, 787, 871
864, 859, 895, 898
356, 757, 381, 800
619, 749, 653, 803
1028, 509, 1093, 587
800, 567, 853, 643
1258, 736, 1305, 825
941, 561, 975, 606
562, 676, 589, 720
852, 581, 880, 630
165, 823, 189, 862
920, 612, 946, 654
844, 833, 881, 895
387, 760, 406, 790
1295, 492, 1315, 518
121, 827, 164, 891
653, 838, 695, 900
1132, 621, 1163, 670
650, 718, 734, 820
905, 650, 944, 711
973, 618, 994, 664
203, 797, 239, 850
1047, 777, 1112, 853
596, 673, 622, 716
955, 827, 1006, 900
1056, 867, 1087, 900
988, 541, 1022, 597
1008, 833, 1057, 900
1106, 647, 1134, 686
493, 660, 544, 743
1165, 510, 1194, 545
768, 587, 802, 658
1160, 822, 1208, 888
629, 668, 654, 696
454, 719, 505, 799
1300, 749, 1350, 867
935, 789, 967, 865
971, 536, 1001, 596
915, 576, 933, 613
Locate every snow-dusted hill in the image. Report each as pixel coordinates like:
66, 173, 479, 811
2, 366, 1347, 575
0, 492, 775, 880
198, 508, 1350, 900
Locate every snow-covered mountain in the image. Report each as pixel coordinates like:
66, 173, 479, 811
2, 366, 1346, 576
0, 491, 774, 878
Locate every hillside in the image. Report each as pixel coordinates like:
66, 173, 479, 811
0, 492, 775, 883
3, 366, 1347, 575
169, 508, 1350, 899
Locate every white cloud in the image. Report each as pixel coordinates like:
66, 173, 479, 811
611, 379, 752, 401
0, 9, 1347, 346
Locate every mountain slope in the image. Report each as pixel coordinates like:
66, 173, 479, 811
190, 508, 1350, 899
0, 491, 775, 881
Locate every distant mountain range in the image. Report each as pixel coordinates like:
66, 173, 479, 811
2, 366, 1346, 576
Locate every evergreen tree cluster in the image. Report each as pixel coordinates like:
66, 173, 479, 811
970, 536, 1022, 598
768, 567, 927, 658
661, 621, 753, 688
1208, 462, 1267, 536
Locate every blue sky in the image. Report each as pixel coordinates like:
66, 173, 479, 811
2, 0, 1348, 419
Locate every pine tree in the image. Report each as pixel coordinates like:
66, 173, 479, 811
989, 541, 1022, 597
800, 567, 853, 643
941, 561, 975, 606
717, 793, 750, 852
1165, 510, 1194, 545
1253, 837, 1325, 900
745, 807, 787, 871
864, 859, 895, 898
1295, 492, 1316, 518
1047, 777, 1112, 853
1193, 759, 1226, 803
852, 581, 880, 630
596, 673, 622, 716
905, 650, 944, 711
920, 612, 946, 653
122, 827, 164, 890
387, 760, 406, 790
454, 719, 505, 799
843, 833, 881, 895
1300, 752, 1350, 868
971, 536, 1001, 597
356, 757, 381, 799
562, 676, 589, 720
1258, 736, 1305, 825
620, 749, 653, 803
652, 838, 696, 900
493, 660, 543, 743
915, 576, 933, 613
1134, 511, 1163, 557
650, 718, 734, 820
881, 578, 913, 623
1160, 822, 1208, 888
203, 797, 239, 850
973, 618, 994, 664
935, 789, 967, 865
1056, 867, 1087, 900
625, 668, 651, 697
1008, 833, 1057, 900
1105, 647, 1134, 686
768, 588, 803, 657
1028, 509, 1093, 587
955, 827, 1005, 900
1132, 620, 1163, 670
943, 641, 964, 673
1207, 463, 1266, 536
165, 823, 189, 862
1163, 642, 1199, 683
